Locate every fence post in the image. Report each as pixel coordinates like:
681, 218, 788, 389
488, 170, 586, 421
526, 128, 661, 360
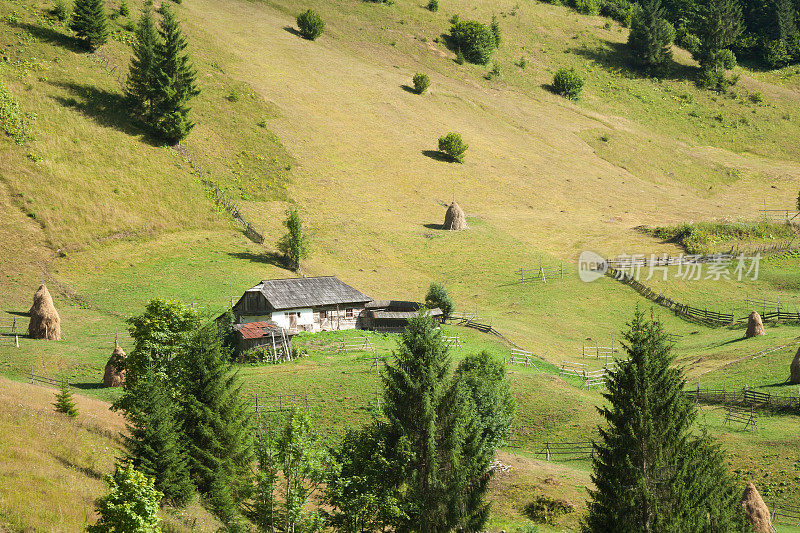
546, 443, 551, 461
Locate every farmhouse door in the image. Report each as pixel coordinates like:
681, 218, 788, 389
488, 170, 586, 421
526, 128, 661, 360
289, 313, 298, 330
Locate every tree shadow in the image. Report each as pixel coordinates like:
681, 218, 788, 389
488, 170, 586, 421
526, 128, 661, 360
227, 251, 289, 269
51, 453, 104, 480
569, 40, 697, 83
283, 26, 303, 38
422, 150, 456, 163
71, 382, 105, 390
718, 336, 748, 346
400, 84, 418, 94
11, 22, 86, 53
49, 81, 160, 145
763, 380, 795, 388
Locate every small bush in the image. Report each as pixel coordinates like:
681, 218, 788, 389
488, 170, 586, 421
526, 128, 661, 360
523, 496, 574, 525
678, 32, 701, 56
426, 283, 454, 319
53, 0, 70, 21
455, 48, 465, 64
119, 0, 129, 17
412, 72, 431, 94
552, 68, 583, 99
450, 20, 497, 65
490, 14, 501, 46
296, 9, 324, 40
484, 62, 501, 80
437, 132, 467, 163
0, 81, 31, 144
573, 0, 600, 15
517, 56, 527, 69
748, 91, 763, 104
427, 0, 438, 12
599, 0, 632, 26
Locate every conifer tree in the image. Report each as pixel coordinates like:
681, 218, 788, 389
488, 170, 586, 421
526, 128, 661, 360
125, 3, 159, 121
628, 0, 675, 71
276, 207, 309, 272
176, 325, 253, 521
151, 5, 199, 143
693, 0, 743, 88
583, 309, 747, 532
120, 371, 194, 506
70, 0, 108, 50
54, 380, 78, 417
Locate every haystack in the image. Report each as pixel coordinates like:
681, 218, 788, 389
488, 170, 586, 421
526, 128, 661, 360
443, 202, 468, 231
741, 482, 771, 533
789, 346, 800, 385
745, 311, 766, 338
103, 344, 126, 387
28, 284, 61, 340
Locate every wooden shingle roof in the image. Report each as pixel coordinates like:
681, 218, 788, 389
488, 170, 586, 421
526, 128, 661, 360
249, 276, 372, 311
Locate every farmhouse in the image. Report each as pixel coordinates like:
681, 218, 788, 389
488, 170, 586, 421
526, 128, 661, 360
232, 276, 373, 333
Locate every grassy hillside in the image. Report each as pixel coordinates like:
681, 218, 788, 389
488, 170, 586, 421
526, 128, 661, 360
2, 0, 800, 528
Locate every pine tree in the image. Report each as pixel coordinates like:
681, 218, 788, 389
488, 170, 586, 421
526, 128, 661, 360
120, 371, 194, 506
125, 3, 159, 121
628, 0, 675, 71
583, 309, 747, 532
176, 325, 253, 521
151, 5, 199, 143
490, 14, 501, 47
693, 0, 743, 87
70, 0, 108, 50
53, 380, 78, 417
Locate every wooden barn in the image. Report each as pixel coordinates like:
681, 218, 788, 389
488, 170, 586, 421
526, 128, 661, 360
233, 321, 295, 354
362, 300, 443, 332
232, 276, 373, 333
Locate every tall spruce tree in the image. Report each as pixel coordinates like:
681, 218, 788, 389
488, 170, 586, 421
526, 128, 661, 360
120, 371, 194, 506
381, 313, 498, 532
628, 0, 676, 71
125, 3, 159, 120
583, 309, 747, 532
176, 325, 252, 521
693, 0, 743, 86
70, 0, 108, 49
151, 5, 199, 144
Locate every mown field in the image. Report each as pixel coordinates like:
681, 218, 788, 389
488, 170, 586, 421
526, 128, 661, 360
1, 0, 800, 528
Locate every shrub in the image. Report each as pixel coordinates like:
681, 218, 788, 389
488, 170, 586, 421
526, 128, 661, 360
87, 464, 162, 533
455, 49, 465, 64
427, 0, 438, 12
573, 0, 600, 15
523, 496, 574, 525
437, 132, 467, 163
425, 283, 454, 319
600, 0, 632, 26
490, 14, 501, 46
552, 68, 583, 99
762, 39, 791, 69
412, 72, 431, 94
0, 81, 31, 144
679, 32, 701, 56
748, 91, 763, 104
484, 62, 501, 79
517, 56, 527, 69
296, 9, 324, 40
53, 0, 70, 21
119, 0, 129, 17
450, 20, 496, 64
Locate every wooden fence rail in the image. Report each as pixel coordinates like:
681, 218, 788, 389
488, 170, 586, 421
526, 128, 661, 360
508, 348, 541, 372
770, 501, 800, 525
516, 263, 564, 283
26, 372, 70, 389
535, 441, 595, 461
684, 386, 800, 412
336, 336, 375, 354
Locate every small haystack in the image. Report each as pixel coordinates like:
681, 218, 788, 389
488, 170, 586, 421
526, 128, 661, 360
103, 343, 126, 388
790, 346, 800, 385
443, 202, 468, 231
741, 482, 771, 533
745, 311, 766, 338
28, 284, 61, 340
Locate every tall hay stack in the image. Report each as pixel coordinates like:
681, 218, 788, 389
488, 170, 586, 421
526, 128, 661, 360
443, 202, 468, 231
103, 344, 126, 388
790, 347, 800, 385
741, 482, 771, 533
28, 284, 61, 340
745, 311, 766, 338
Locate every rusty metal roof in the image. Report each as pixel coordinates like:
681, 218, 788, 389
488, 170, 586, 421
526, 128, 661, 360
235, 321, 283, 340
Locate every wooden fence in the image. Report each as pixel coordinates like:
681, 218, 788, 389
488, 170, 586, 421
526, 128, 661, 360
535, 441, 595, 461
684, 386, 800, 412
770, 501, 800, 525
508, 348, 541, 372
26, 372, 70, 389
516, 263, 564, 283
723, 404, 758, 429
336, 336, 375, 354
759, 208, 799, 222
0, 317, 24, 346
607, 267, 736, 325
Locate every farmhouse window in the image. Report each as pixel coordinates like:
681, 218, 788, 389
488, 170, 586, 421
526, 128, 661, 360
319, 310, 328, 319
345, 308, 354, 319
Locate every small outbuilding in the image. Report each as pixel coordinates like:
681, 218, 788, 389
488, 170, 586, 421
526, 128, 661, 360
362, 300, 443, 332
234, 321, 295, 354
232, 276, 373, 333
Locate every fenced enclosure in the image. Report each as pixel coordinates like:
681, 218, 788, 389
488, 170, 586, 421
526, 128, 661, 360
507, 348, 541, 372
759, 207, 799, 223
26, 371, 70, 389
0, 316, 25, 346
743, 295, 800, 322
560, 361, 618, 389
515, 262, 564, 283
770, 501, 800, 526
